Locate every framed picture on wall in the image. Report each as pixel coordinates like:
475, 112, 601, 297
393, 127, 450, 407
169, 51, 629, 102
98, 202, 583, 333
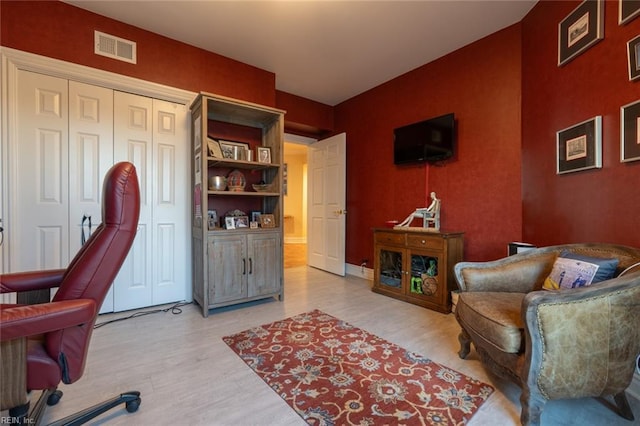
628, 35, 640, 81
556, 116, 602, 174
558, 0, 604, 66
619, 0, 640, 25
621, 99, 640, 162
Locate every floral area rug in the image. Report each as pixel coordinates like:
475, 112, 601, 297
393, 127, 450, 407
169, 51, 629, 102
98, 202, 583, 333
223, 309, 494, 425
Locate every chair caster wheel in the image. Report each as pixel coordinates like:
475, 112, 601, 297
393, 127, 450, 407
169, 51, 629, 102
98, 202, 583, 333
126, 397, 141, 413
47, 390, 63, 406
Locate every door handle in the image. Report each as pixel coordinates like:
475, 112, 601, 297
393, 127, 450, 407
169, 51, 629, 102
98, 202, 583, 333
334, 209, 347, 215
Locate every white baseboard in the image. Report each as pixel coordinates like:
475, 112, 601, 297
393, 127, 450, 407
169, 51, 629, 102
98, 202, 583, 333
284, 237, 307, 244
346, 263, 374, 281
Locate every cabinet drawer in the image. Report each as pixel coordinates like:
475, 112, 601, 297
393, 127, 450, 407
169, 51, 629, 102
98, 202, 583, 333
406, 234, 443, 250
375, 232, 405, 245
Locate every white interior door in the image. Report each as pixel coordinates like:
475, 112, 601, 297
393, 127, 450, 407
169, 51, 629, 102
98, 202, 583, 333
113, 91, 153, 311
150, 98, 189, 305
12, 70, 70, 273
69, 81, 115, 312
307, 133, 346, 276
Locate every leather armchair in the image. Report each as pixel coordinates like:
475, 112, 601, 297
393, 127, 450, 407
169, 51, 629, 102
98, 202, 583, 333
1, 162, 142, 425
453, 244, 640, 426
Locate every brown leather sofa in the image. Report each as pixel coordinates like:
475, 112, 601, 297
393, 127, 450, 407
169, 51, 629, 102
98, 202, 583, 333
453, 244, 640, 426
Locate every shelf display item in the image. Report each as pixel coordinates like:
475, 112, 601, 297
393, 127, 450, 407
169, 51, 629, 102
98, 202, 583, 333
208, 176, 227, 191
227, 169, 246, 191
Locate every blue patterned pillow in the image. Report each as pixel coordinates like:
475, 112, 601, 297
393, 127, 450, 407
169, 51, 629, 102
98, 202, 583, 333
560, 251, 619, 283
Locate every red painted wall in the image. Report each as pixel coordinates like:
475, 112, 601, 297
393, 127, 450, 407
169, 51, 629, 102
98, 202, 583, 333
335, 25, 523, 263
0, 0, 275, 106
276, 91, 334, 136
521, 1, 640, 248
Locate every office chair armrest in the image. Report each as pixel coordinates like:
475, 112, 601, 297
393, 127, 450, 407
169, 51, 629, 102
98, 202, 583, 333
0, 269, 66, 293
0, 299, 96, 341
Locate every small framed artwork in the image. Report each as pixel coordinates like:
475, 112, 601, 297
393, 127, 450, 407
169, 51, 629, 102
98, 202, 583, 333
250, 221, 259, 229
259, 214, 276, 228
557, 116, 602, 174
621, 99, 640, 162
219, 140, 250, 161
558, 0, 604, 66
620, 0, 640, 25
207, 138, 223, 158
251, 211, 261, 223
224, 216, 236, 230
257, 147, 272, 163
628, 35, 640, 81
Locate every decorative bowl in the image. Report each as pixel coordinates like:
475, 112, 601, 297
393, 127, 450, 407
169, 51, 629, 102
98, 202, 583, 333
208, 176, 227, 191
252, 184, 270, 192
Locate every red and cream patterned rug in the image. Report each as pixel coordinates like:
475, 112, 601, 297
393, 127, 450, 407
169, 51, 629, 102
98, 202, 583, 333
223, 309, 494, 425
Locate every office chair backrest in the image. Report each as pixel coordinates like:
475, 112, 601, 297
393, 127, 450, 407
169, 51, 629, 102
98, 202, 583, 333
48, 162, 140, 384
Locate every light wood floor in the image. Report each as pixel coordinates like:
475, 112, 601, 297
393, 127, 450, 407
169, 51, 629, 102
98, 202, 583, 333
38, 266, 639, 425
284, 243, 307, 269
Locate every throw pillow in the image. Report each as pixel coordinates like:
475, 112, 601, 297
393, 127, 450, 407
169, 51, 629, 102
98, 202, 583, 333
543, 252, 619, 290
543, 257, 599, 290
559, 251, 619, 283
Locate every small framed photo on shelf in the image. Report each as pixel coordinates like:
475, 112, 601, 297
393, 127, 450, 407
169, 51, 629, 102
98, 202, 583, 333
251, 211, 261, 223
250, 221, 259, 229
207, 210, 218, 229
224, 216, 236, 230
257, 146, 272, 163
558, 0, 604, 66
259, 214, 276, 228
621, 99, 640, 162
234, 216, 249, 228
219, 140, 250, 161
620, 0, 640, 25
207, 138, 223, 158
557, 116, 602, 174
628, 35, 640, 81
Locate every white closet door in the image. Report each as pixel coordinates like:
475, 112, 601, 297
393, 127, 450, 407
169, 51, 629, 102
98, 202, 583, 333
68, 81, 115, 312
12, 70, 69, 272
113, 91, 154, 311
151, 98, 189, 305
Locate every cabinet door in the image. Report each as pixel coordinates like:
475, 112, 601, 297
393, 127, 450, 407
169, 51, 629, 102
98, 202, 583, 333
405, 250, 443, 304
208, 235, 247, 303
247, 232, 282, 298
374, 245, 405, 294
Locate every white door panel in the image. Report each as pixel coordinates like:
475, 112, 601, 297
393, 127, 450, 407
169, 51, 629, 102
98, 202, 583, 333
113, 91, 153, 311
13, 70, 69, 273
307, 133, 346, 276
69, 81, 115, 312
151, 99, 188, 305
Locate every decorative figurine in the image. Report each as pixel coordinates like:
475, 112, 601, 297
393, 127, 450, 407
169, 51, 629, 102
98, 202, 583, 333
396, 192, 441, 231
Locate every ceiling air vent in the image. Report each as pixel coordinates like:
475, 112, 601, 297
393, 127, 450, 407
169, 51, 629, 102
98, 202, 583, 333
94, 31, 137, 64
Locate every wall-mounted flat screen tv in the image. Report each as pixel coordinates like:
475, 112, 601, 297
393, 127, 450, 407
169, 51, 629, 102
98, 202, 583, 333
393, 113, 456, 165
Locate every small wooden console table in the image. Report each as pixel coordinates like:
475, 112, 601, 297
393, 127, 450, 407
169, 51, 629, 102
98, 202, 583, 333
372, 228, 464, 313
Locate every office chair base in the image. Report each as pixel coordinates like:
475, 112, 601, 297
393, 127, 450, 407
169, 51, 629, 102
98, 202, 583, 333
8, 389, 141, 426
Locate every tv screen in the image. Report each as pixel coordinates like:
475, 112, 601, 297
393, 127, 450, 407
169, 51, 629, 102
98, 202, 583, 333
393, 113, 456, 165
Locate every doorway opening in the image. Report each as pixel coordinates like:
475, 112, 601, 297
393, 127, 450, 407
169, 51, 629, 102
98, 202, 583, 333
283, 135, 313, 268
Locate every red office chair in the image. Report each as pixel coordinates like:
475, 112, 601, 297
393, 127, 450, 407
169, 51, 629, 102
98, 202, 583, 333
1, 162, 142, 425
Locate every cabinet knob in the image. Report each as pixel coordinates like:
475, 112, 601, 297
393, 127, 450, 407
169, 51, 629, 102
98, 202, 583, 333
421, 240, 426, 244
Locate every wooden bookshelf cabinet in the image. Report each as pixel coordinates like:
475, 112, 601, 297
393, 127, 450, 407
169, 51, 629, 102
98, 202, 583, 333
191, 93, 285, 317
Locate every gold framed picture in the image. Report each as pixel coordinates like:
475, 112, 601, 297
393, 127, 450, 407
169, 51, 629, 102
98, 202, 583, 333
259, 214, 276, 228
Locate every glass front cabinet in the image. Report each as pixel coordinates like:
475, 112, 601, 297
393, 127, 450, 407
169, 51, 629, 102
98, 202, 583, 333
373, 229, 464, 313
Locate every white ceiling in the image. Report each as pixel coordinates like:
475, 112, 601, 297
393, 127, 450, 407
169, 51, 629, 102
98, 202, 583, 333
65, 0, 537, 106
